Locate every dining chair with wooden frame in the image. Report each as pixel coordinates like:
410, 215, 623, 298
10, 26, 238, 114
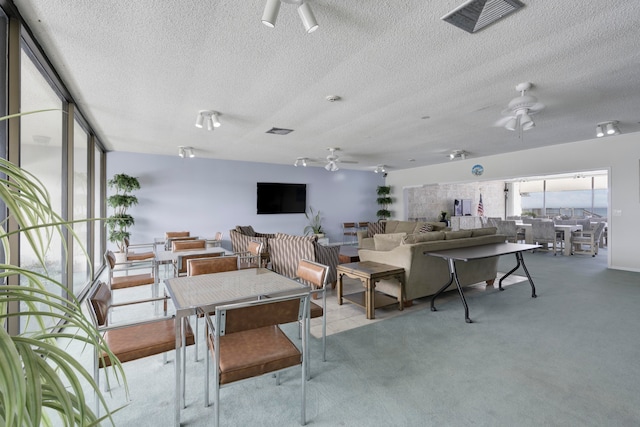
203, 291, 310, 427
295, 259, 329, 365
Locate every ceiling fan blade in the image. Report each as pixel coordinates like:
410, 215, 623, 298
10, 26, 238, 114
528, 102, 545, 113
339, 160, 358, 164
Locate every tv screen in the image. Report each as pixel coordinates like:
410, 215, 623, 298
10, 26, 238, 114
257, 183, 306, 214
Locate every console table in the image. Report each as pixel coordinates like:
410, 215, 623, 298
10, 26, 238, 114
337, 261, 404, 319
425, 242, 540, 323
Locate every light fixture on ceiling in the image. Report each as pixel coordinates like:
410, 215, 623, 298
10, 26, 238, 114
497, 82, 545, 132
294, 157, 308, 167
596, 121, 620, 137
262, 0, 319, 33
195, 110, 221, 131
178, 146, 195, 158
448, 150, 468, 161
325, 161, 339, 172
374, 165, 386, 174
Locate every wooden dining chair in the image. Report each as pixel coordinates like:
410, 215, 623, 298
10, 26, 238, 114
237, 240, 265, 269
104, 250, 156, 296
187, 255, 239, 360
172, 239, 206, 252
123, 237, 155, 261
296, 259, 329, 365
203, 291, 310, 427
87, 281, 195, 414
175, 251, 223, 277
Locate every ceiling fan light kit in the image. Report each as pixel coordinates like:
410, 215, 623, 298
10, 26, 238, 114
596, 121, 620, 137
262, 0, 318, 33
497, 82, 545, 132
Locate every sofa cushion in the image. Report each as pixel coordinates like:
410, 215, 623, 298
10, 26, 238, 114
383, 220, 400, 234
236, 225, 256, 237
418, 223, 434, 233
470, 227, 497, 237
394, 221, 420, 234
374, 232, 407, 251
402, 231, 445, 245
444, 230, 473, 240
367, 222, 386, 238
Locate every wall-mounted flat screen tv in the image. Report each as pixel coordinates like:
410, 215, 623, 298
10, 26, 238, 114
257, 182, 306, 214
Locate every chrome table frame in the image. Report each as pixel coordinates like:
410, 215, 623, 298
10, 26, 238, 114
425, 243, 540, 323
164, 268, 310, 426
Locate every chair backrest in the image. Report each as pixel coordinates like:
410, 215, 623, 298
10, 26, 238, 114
216, 293, 307, 335
88, 281, 112, 327
166, 231, 190, 239
172, 239, 206, 251
532, 220, 555, 239
214, 231, 223, 241
592, 221, 606, 240
104, 250, 116, 270
577, 219, 592, 231
187, 255, 238, 276
177, 252, 223, 275
296, 259, 329, 290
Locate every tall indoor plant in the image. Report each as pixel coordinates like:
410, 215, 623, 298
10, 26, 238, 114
106, 173, 140, 252
0, 158, 124, 425
376, 185, 392, 221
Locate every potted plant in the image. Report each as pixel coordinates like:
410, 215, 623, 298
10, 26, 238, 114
304, 206, 324, 237
106, 173, 140, 254
376, 185, 392, 221
0, 156, 124, 425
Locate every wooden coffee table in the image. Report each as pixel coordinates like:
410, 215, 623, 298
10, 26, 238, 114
336, 261, 405, 319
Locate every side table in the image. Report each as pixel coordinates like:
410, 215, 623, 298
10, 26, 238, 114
337, 261, 405, 319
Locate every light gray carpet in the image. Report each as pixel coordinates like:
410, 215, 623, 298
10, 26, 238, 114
76, 248, 640, 426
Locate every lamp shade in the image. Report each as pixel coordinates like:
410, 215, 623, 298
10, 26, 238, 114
195, 113, 204, 128
262, 0, 281, 28
505, 117, 518, 131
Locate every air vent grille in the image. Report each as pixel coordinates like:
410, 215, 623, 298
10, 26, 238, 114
266, 127, 294, 135
442, 0, 525, 33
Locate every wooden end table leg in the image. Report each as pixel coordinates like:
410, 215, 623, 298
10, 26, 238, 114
366, 278, 375, 319
337, 273, 343, 305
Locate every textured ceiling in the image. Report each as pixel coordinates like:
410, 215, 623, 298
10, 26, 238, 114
14, 1, 640, 172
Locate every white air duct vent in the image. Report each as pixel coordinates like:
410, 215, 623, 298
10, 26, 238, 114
442, 0, 525, 33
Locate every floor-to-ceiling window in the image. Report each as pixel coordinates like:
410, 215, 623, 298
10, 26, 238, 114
19, 44, 65, 331
73, 118, 89, 294
93, 144, 104, 272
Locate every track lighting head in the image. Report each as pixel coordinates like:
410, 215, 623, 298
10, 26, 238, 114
196, 110, 221, 131
596, 121, 620, 138
294, 157, 308, 167
178, 146, 195, 158
374, 165, 386, 174
448, 150, 469, 161
262, 0, 319, 33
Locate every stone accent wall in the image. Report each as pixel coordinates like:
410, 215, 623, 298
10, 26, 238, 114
406, 180, 505, 223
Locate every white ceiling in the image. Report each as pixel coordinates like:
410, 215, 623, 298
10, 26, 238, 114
14, 1, 640, 172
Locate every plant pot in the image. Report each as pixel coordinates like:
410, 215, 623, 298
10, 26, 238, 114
314, 233, 325, 239
114, 251, 127, 267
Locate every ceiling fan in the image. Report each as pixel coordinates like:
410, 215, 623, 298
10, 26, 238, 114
495, 82, 545, 131
323, 147, 357, 172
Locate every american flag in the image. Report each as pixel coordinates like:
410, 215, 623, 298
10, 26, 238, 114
477, 194, 484, 216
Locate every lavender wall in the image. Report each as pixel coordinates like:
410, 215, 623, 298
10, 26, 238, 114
107, 151, 383, 250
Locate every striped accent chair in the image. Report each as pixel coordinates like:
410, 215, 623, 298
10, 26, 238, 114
269, 233, 340, 286
229, 225, 276, 257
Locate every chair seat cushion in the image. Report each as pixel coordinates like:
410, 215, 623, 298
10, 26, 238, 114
310, 301, 323, 319
111, 273, 154, 289
212, 325, 301, 385
101, 318, 194, 367
127, 251, 155, 261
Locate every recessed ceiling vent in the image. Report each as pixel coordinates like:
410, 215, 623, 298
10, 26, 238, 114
266, 127, 294, 135
442, 0, 525, 33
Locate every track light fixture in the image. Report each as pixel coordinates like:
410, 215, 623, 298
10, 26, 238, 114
262, 0, 319, 33
195, 110, 221, 131
448, 150, 468, 161
374, 165, 386, 174
596, 121, 620, 138
178, 146, 195, 158
294, 157, 308, 167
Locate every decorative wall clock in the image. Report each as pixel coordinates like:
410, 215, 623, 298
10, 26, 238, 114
471, 164, 484, 176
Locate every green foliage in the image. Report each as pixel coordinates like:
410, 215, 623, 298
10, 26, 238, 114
107, 174, 140, 252
0, 157, 124, 426
304, 206, 324, 235
376, 186, 392, 220
521, 211, 537, 218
